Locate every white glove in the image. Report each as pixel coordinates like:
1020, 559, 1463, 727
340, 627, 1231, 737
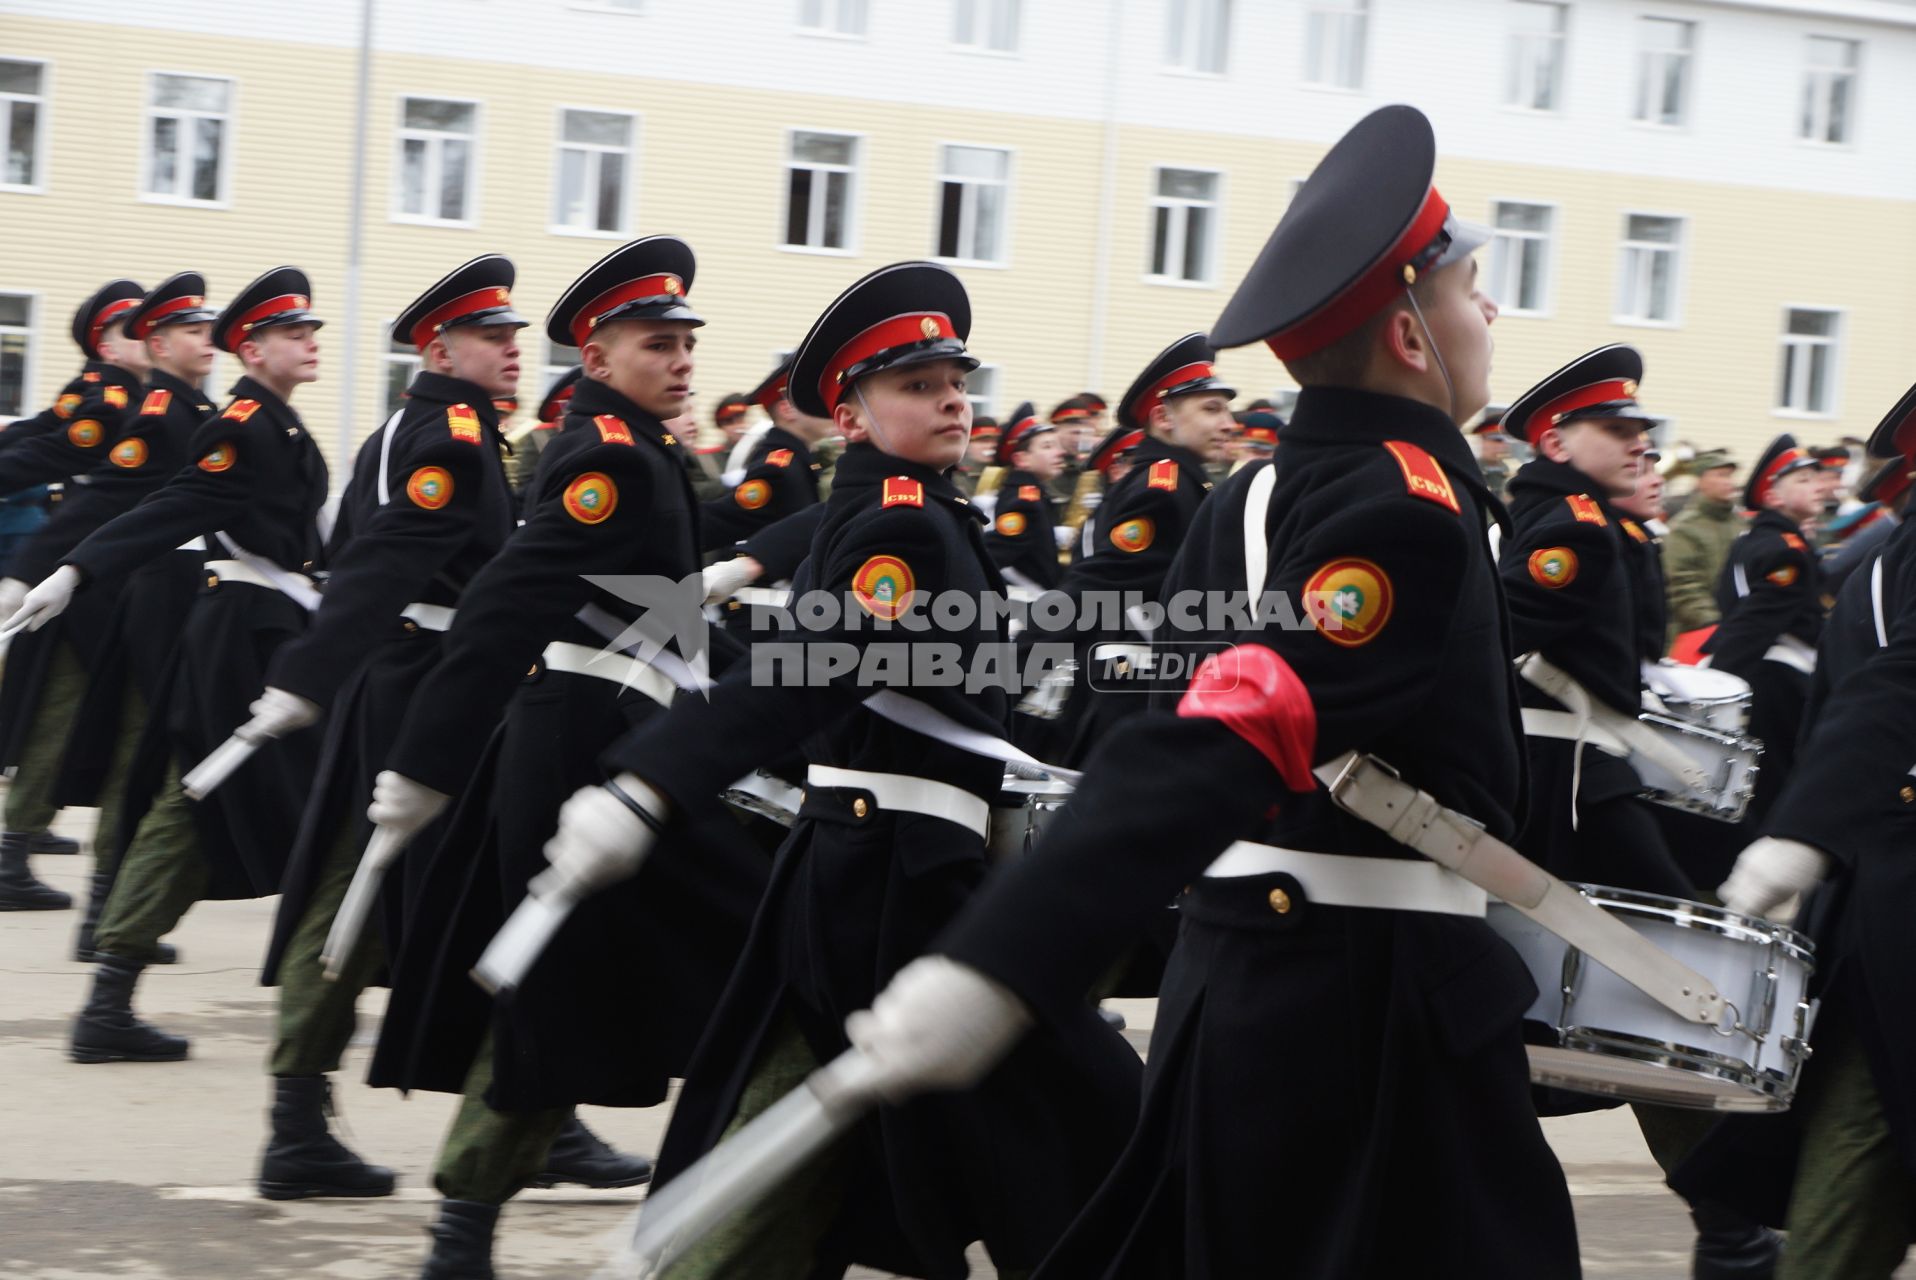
842, 955, 1034, 1102
532, 771, 667, 902
1719, 837, 1830, 919
238, 686, 321, 741
1053, 525, 1074, 550
366, 769, 450, 841
9, 565, 81, 633
701, 555, 763, 604
0, 578, 27, 621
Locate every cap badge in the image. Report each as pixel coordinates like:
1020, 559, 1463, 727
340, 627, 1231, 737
920, 317, 940, 339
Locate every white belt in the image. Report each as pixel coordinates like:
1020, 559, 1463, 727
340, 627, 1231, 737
177, 536, 207, 552
1203, 841, 1487, 917
401, 602, 456, 632
805, 764, 990, 838
205, 558, 317, 602
539, 640, 677, 708
1763, 636, 1817, 675
1520, 707, 1628, 757
732, 586, 792, 609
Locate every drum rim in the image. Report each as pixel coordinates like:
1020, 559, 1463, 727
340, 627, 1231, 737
1566, 883, 1815, 959
1553, 1028, 1799, 1110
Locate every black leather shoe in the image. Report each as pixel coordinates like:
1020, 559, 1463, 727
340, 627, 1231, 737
258, 1076, 397, 1200
0, 831, 70, 910
1693, 1202, 1783, 1279
70, 954, 189, 1063
529, 1115, 653, 1189
29, 831, 81, 856
419, 1200, 498, 1280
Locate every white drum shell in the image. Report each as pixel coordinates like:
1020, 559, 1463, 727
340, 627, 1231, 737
987, 777, 1074, 864
1632, 714, 1762, 823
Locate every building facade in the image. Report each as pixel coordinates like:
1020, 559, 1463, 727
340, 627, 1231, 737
4, 0, 1915, 472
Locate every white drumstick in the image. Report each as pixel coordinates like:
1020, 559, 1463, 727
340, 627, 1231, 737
320, 826, 405, 980
470, 891, 576, 995
181, 733, 261, 800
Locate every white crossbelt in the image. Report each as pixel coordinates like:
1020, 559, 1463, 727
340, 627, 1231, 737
1763, 634, 1817, 675
204, 558, 319, 608
401, 602, 456, 632
804, 764, 991, 838
1519, 708, 1627, 756
539, 639, 678, 708
210, 530, 323, 611
1203, 841, 1487, 916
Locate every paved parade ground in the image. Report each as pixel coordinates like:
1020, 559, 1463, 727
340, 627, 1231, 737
0, 813, 1906, 1279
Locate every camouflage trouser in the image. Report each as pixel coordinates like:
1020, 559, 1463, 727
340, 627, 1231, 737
3, 638, 87, 835
93, 764, 206, 965
271, 817, 386, 1077
433, 1033, 569, 1206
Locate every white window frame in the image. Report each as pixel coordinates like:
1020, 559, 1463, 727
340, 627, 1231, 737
1486, 199, 1557, 318
549, 105, 637, 238
1774, 305, 1845, 419
0, 58, 49, 194
1800, 35, 1859, 147
966, 363, 1000, 420
140, 70, 234, 208
796, 0, 868, 39
1613, 211, 1687, 328
1144, 165, 1223, 288
1302, 0, 1368, 91
392, 93, 482, 228
952, 0, 1021, 54
0, 289, 39, 424
1503, 1, 1568, 114
382, 322, 422, 417
568, 0, 643, 12
1632, 15, 1696, 129
1163, 0, 1232, 76
933, 142, 1015, 268
781, 127, 863, 256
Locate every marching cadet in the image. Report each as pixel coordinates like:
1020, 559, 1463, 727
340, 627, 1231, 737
59, 273, 220, 960
1472, 405, 1513, 496
0, 280, 146, 912
699, 356, 825, 555
346, 237, 765, 1276
982, 402, 1064, 593
1043, 395, 1094, 509
823, 104, 1583, 1279
1703, 434, 1825, 827
1229, 408, 1280, 476
1821, 455, 1911, 595
688, 394, 748, 501
536, 260, 1140, 1279
1613, 461, 1670, 666
238, 256, 530, 1205
954, 415, 997, 496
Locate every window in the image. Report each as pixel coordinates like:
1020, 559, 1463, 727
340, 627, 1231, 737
1801, 36, 1858, 144
1488, 202, 1554, 315
0, 293, 32, 420
1164, 0, 1231, 74
1505, 2, 1566, 111
1147, 168, 1220, 285
1304, 0, 1367, 89
545, 339, 581, 387
396, 97, 478, 224
1615, 214, 1684, 324
552, 108, 633, 235
570, 0, 642, 10
1, 60, 45, 191
784, 131, 859, 252
798, 0, 867, 36
953, 0, 1020, 52
383, 326, 421, 416
144, 73, 231, 204
1633, 17, 1694, 126
966, 364, 999, 419
1776, 308, 1842, 416
935, 145, 1011, 264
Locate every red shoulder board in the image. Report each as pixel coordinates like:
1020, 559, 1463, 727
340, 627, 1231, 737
766, 448, 794, 467
447, 403, 482, 444
222, 398, 261, 423
140, 389, 172, 416
1147, 460, 1179, 491
881, 477, 924, 509
1621, 519, 1649, 543
82, 370, 101, 383
1782, 532, 1808, 552
104, 384, 128, 409
593, 415, 635, 446
1566, 494, 1608, 527
1382, 441, 1460, 514
1019, 484, 1042, 502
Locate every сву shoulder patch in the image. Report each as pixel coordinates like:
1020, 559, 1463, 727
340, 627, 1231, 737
767, 448, 793, 467
447, 403, 482, 444
881, 477, 924, 509
1566, 494, 1607, 527
1382, 440, 1460, 514
140, 389, 172, 417
223, 399, 261, 423
1147, 460, 1179, 491
593, 415, 635, 446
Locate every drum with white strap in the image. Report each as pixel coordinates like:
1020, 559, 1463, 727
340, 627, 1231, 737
1629, 714, 1762, 822
1490, 885, 1816, 1111
1645, 662, 1752, 735
987, 775, 1074, 864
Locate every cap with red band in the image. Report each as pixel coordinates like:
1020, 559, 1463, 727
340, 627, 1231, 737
546, 235, 702, 351
750, 356, 795, 413
70, 279, 146, 359
213, 266, 323, 353
999, 401, 1054, 457
128, 273, 217, 340
1119, 333, 1236, 432
1502, 344, 1654, 447
538, 365, 583, 424
1744, 433, 1819, 510
1088, 424, 1146, 475
395, 255, 526, 352
788, 262, 977, 420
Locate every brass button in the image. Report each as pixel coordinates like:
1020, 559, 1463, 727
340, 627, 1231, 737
401, 619, 418, 633
526, 663, 539, 677
205, 574, 219, 588
1268, 887, 1292, 914
1901, 786, 1914, 805
852, 797, 868, 818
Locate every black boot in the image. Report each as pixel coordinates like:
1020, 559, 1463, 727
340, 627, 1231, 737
258, 1075, 396, 1201
1692, 1201, 1784, 1279
73, 872, 177, 963
419, 1200, 499, 1280
69, 954, 190, 1063
0, 830, 70, 910
529, 1113, 653, 1189
29, 830, 81, 855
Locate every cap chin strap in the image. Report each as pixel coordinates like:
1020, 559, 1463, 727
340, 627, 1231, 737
853, 384, 896, 455
1402, 288, 1459, 424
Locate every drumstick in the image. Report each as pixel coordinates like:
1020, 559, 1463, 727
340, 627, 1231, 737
320, 826, 406, 979
181, 733, 262, 800
470, 890, 577, 996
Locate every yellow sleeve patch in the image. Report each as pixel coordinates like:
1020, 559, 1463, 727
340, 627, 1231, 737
198, 442, 237, 473
1111, 516, 1155, 553
562, 472, 618, 524
735, 479, 772, 510
66, 419, 104, 448
1766, 565, 1799, 587
851, 554, 914, 621
1528, 547, 1579, 588
995, 511, 1027, 536
110, 438, 148, 469
1304, 557, 1394, 648
55, 393, 81, 419
406, 466, 454, 510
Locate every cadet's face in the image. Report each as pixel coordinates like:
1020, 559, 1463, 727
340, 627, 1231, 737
1546, 417, 1648, 499
1014, 431, 1067, 482
586, 320, 696, 419
1479, 432, 1508, 461
965, 435, 997, 466
1769, 468, 1824, 523
1815, 467, 1843, 502
1615, 469, 1666, 520
242, 324, 321, 386
1416, 256, 1497, 423
149, 322, 215, 380
435, 323, 522, 399
1157, 392, 1235, 463
834, 359, 972, 470
1106, 455, 1135, 486
99, 320, 151, 377
1698, 466, 1739, 503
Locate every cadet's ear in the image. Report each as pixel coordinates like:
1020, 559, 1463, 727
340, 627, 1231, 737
1536, 425, 1573, 465
1380, 307, 1429, 377
833, 396, 870, 445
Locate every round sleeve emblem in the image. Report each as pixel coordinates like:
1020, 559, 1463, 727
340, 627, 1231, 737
1766, 565, 1798, 587
1527, 547, 1579, 589
197, 442, 236, 473
735, 478, 772, 510
562, 471, 618, 524
109, 437, 148, 469
995, 511, 1027, 536
56, 393, 81, 419
1304, 557, 1395, 648
1110, 517, 1155, 554
851, 554, 915, 621
67, 419, 103, 447
406, 466, 454, 510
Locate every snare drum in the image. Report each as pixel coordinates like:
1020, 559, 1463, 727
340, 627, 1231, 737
987, 776, 1075, 864
1490, 885, 1816, 1111
1644, 662, 1752, 736
1631, 714, 1762, 822
721, 770, 803, 827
